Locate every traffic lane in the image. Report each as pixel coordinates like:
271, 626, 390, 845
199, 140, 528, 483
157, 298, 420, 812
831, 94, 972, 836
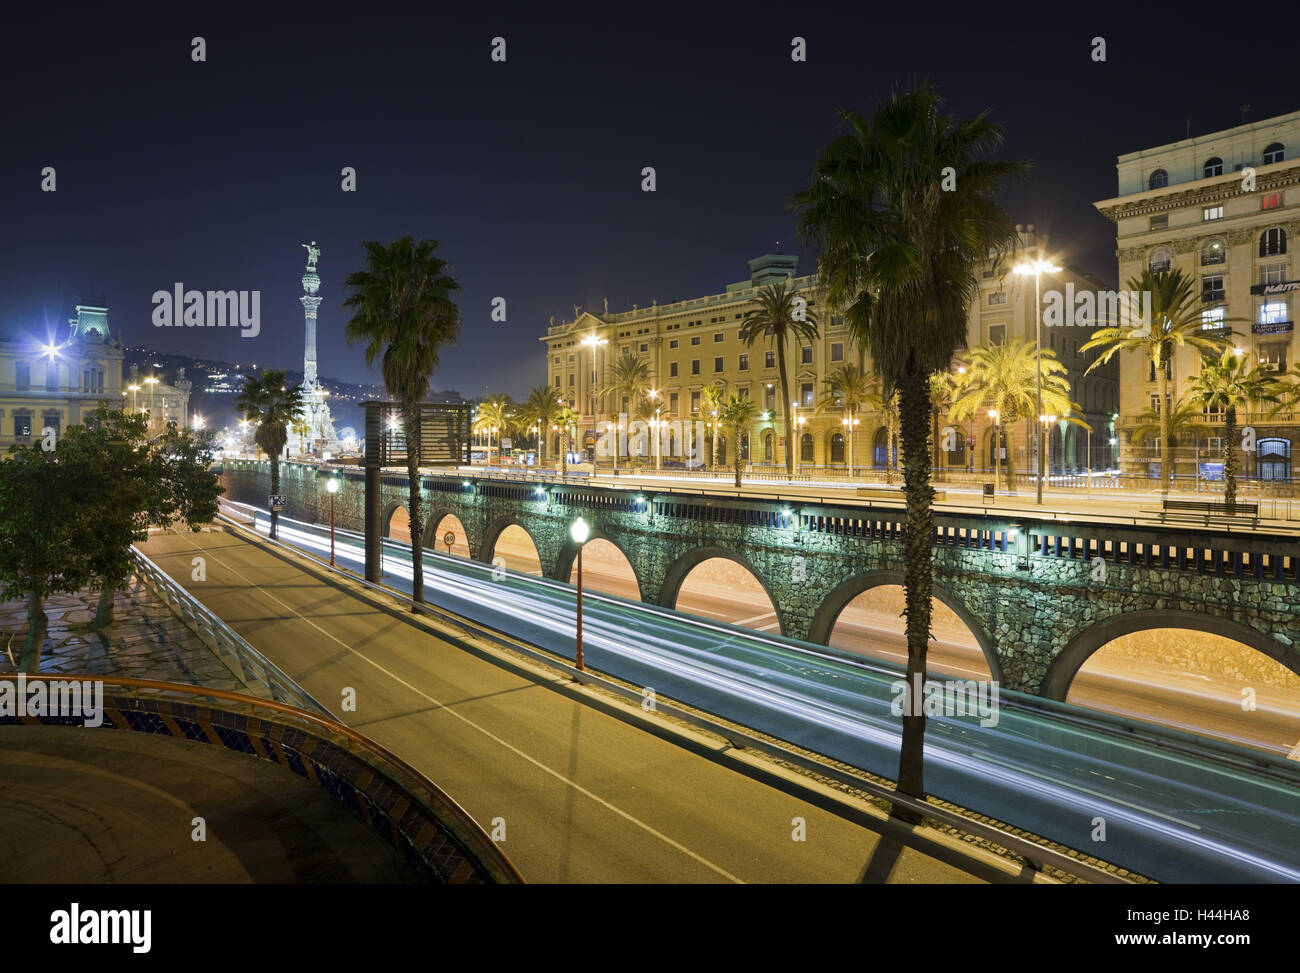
138, 531, 986, 884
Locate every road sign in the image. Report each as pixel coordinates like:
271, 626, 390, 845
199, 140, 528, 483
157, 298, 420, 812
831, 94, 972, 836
443, 530, 456, 553
269, 494, 287, 511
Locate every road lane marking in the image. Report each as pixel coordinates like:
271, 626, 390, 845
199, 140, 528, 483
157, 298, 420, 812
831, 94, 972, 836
148, 533, 747, 883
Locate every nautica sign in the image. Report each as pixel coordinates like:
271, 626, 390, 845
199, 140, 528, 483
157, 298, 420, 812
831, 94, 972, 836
1251, 280, 1300, 296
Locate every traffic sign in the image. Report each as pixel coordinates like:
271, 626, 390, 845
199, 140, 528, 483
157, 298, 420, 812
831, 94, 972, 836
443, 530, 456, 553
269, 494, 287, 511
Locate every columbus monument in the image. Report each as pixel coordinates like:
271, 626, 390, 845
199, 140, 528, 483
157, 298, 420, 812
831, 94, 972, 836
298, 241, 338, 453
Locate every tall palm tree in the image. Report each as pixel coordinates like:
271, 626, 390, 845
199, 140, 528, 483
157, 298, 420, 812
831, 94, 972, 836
1130, 397, 1211, 455
235, 368, 305, 541
474, 398, 514, 463
344, 237, 461, 607
950, 338, 1081, 495
522, 384, 558, 462
597, 351, 651, 470
696, 384, 725, 470
860, 377, 899, 482
1185, 349, 1286, 506
794, 86, 1026, 801
928, 372, 955, 473
291, 418, 311, 455
1082, 268, 1233, 495
719, 393, 758, 488
554, 404, 579, 476
818, 362, 875, 472
739, 280, 820, 475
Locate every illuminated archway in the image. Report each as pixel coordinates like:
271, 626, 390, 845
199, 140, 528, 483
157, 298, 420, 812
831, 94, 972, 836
483, 519, 543, 576
661, 548, 782, 635
382, 501, 410, 541
427, 512, 471, 559
562, 537, 642, 601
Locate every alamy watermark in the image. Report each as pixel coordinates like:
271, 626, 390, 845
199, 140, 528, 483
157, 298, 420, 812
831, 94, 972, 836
890, 673, 1000, 728
151, 283, 260, 337
595, 414, 707, 467
1042, 283, 1152, 336
0, 673, 104, 727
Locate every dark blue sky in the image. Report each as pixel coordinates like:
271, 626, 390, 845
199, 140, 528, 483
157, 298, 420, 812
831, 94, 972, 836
3, 3, 1294, 399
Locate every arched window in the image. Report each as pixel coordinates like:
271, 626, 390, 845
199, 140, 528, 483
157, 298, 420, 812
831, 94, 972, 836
872, 427, 890, 467
1203, 157, 1223, 178
800, 432, 814, 463
1260, 227, 1288, 257
1148, 169, 1169, 189
1263, 142, 1285, 165
1258, 438, 1291, 481
1149, 246, 1172, 273
763, 433, 773, 463
830, 432, 845, 464
1200, 238, 1225, 265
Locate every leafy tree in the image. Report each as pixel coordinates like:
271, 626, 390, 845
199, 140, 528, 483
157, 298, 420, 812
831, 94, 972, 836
1082, 268, 1233, 494
740, 280, 820, 475
818, 362, 876, 470
719, 394, 757, 487
554, 405, 580, 476
234, 368, 305, 541
473, 398, 515, 462
522, 384, 559, 462
344, 238, 461, 606
794, 85, 1026, 801
598, 351, 651, 471
1185, 349, 1286, 506
291, 418, 311, 454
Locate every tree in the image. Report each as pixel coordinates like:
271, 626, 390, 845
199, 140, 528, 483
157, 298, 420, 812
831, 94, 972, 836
696, 384, 724, 470
739, 280, 820, 476
928, 372, 956, 472
1130, 397, 1211, 452
950, 338, 1079, 494
597, 351, 651, 471
719, 394, 757, 488
818, 362, 876, 471
344, 238, 461, 607
554, 405, 580, 475
1185, 348, 1286, 506
522, 384, 558, 462
794, 85, 1026, 802
473, 397, 514, 463
859, 375, 899, 483
235, 368, 305, 541
1082, 268, 1233, 494
291, 418, 311, 455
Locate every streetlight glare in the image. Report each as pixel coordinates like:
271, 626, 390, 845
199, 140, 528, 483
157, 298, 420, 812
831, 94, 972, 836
326, 477, 340, 495
570, 516, 590, 544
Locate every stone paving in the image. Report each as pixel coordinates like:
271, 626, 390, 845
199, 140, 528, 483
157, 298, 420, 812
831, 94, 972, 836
0, 574, 248, 693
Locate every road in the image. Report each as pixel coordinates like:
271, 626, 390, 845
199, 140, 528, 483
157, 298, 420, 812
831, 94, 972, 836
136, 528, 994, 884
215, 506, 1300, 882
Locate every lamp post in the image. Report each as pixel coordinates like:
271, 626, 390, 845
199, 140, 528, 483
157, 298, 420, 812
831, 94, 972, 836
791, 401, 800, 477
128, 383, 140, 413
989, 409, 1001, 495
1014, 257, 1061, 505
326, 476, 340, 566
841, 414, 860, 473
1039, 414, 1056, 495
580, 333, 608, 427
571, 516, 589, 671
144, 376, 160, 423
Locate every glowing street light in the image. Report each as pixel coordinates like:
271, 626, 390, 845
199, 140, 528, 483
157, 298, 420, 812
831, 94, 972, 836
144, 376, 160, 416
128, 384, 141, 412
1014, 257, 1062, 505
570, 517, 590, 672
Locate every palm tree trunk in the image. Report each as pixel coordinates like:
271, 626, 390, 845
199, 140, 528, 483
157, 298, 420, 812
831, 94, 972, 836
734, 430, 743, 488
21, 589, 47, 672
270, 456, 281, 540
777, 338, 794, 476
1005, 424, 1018, 492
1223, 407, 1238, 508
406, 412, 425, 607
1158, 356, 1172, 496
885, 410, 898, 485
896, 361, 934, 802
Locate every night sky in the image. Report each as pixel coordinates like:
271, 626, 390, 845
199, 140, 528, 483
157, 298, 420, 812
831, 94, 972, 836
3, 4, 1294, 400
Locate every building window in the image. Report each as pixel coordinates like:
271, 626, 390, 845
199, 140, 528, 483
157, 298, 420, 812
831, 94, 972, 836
801, 345, 813, 364
1201, 274, 1225, 303
42, 410, 60, 437
1260, 227, 1288, 257
1203, 157, 1223, 178
554, 375, 561, 387
988, 291, 1007, 306
1149, 214, 1168, 231
764, 350, 775, 368
1148, 358, 1172, 381
691, 359, 700, 375
764, 386, 776, 412
1203, 205, 1223, 221
13, 410, 31, 439
1262, 193, 1282, 210
1148, 169, 1168, 189
1200, 238, 1225, 265
830, 432, 845, 464
764, 433, 773, 463
713, 357, 723, 373
669, 392, 679, 413
738, 353, 749, 371
988, 324, 1006, 345
15, 361, 30, 391
830, 342, 844, 362
713, 333, 724, 343
45, 363, 59, 392
1260, 341, 1288, 373
1257, 438, 1291, 481
669, 339, 678, 349
1201, 307, 1226, 330
800, 433, 814, 462
1258, 301, 1290, 332
639, 343, 648, 352
800, 382, 814, 408
1149, 247, 1172, 273
1263, 142, 1285, 165
691, 336, 701, 346
568, 374, 575, 386
670, 362, 678, 377
568, 354, 575, 362
690, 391, 700, 412
1261, 263, 1287, 285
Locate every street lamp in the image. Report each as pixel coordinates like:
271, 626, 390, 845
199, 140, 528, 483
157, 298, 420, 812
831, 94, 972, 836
580, 333, 608, 424
1039, 414, 1056, 490
570, 516, 590, 672
1014, 257, 1061, 505
128, 383, 140, 412
841, 414, 860, 472
325, 476, 340, 566
988, 409, 1001, 495
144, 376, 160, 419
654, 407, 662, 471
791, 401, 800, 476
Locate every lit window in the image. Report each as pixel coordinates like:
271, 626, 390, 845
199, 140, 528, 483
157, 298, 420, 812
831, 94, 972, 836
1201, 307, 1226, 330
1258, 301, 1289, 329
1200, 239, 1224, 265
1261, 263, 1287, 286
1203, 205, 1223, 221
1261, 193, 1282, 210
988, 291, 1008, 306
1149, 247, 1172, 273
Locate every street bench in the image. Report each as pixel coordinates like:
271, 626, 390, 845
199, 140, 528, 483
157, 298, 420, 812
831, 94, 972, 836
1155, 499, 1259, 526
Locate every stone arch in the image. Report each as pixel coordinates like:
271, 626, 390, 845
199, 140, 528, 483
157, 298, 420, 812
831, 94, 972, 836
1041, 609, 1300, 700
551, 530, 645, 601
381, 499, 410, 540
423, 507, 472, 555
478, 514, 541, 566
659, 546, 785, 636
806, 570, 1002, 683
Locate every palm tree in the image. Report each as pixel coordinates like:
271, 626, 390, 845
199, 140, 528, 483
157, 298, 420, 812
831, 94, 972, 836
235, 368, 305, 541
291, 418, 311, 455
696, 384, 725, 470
950, 339, 1081, 495
597, 351, 651, 470
474, 398, 514, 463
928, 372, 956, 473
1185, 349, 1286, 506
739, 280, 820, 475
343, 237, 461, 607
522, 384, 558, 462
719, 394, 758, 488
554, 404, 579, 476
1130, 397, 1211, 455
818, 362, 875, 472
1082, 268, 1233, 494
794, 86, 1026, 802
859, 377, 899, 483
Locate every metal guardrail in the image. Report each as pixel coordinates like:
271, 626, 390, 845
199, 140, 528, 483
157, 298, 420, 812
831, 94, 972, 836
130, 544, 334, 718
